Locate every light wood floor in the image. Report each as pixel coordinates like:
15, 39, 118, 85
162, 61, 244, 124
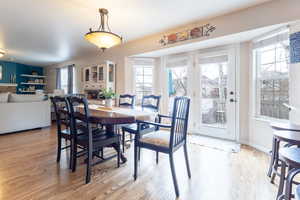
0, 125, 278, 200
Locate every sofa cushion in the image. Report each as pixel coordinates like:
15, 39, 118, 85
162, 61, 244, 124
0, 92, 9, 103
8, 94, 45, 103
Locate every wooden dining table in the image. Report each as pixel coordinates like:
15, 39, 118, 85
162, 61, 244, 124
78, 104, 157, 163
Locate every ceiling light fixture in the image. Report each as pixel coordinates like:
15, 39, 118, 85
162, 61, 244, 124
0, 49, 5, 58
85, 8, 122, 51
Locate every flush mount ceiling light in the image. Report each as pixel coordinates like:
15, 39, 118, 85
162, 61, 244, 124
85, 8, 122, 51
0, 49, 5, 58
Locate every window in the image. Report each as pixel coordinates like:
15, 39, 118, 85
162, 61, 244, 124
134, 65, 153, 104
60, 67, 68, 94
254, 31, 290, 120
59, 66, 76, 94
168, 67, 188, 112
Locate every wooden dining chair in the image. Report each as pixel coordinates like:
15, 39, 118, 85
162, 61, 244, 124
50, 96, 73, 167
67, 96, 121, 184
134, 96, 191, 197
121, 95, 161, 153
119, 94, 136, 108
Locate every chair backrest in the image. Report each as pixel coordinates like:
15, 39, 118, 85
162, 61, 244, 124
67, 96, 91, 136
119, 94, 136, 108
50, 96, 71, 133
141, 95, 161, 112
169, 96, 191, 149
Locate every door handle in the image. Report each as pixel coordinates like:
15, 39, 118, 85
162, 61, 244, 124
230, 99, 237, 103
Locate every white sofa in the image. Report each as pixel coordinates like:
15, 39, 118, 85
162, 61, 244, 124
0, 93, 51, 134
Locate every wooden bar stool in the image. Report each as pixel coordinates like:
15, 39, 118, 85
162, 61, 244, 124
273, 131, 300, 199
267, 123, 300, 178
278, 147, 300, 200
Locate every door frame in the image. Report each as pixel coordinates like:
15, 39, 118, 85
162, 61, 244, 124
191, 45, 240, 141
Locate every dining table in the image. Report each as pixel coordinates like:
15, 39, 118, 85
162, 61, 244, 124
78, 104, 157, 163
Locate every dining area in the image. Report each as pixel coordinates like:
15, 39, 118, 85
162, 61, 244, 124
50, 93, 191, 198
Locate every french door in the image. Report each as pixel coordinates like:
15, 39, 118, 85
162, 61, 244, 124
194, 49, 237, 140
163, 47, 237, 140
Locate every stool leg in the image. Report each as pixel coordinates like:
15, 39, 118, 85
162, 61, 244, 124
268, 136, 277, 177
277, 161, 286, 199
285, 168, 300, 200
271, 139, 280, 183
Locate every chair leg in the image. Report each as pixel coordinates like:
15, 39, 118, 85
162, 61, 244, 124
156, 151, 159, 164
271, 140, 280, 183
122, 130, 125, 153
72, 143, 78, 172
134, 144, 138, 180
184, 144, 191, 178
169, 153, 180, 197
101, 147, 104, 159
69, 138, 73, 170
86, 144, 92, 184
276, 160, 286, 199
138, 148, 141, 161
117, 142, 121, 168
268, 136, 277, 177
57, 135, 62, 163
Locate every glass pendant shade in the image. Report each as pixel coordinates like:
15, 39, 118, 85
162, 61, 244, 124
85, 31, 122, 50
85, 8, 122, 51
0, 50, 5, 58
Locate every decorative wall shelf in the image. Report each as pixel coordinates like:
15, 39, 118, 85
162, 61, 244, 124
20, 74, 46, 78
19, 90, 35, 93
21, 82, 46, 85
0, 83, 18, 87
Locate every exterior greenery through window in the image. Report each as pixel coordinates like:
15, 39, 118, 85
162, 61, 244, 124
134, 65, 153, 104
255, 37, 289, 120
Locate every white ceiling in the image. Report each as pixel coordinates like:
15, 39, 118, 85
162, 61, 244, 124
0, 0, 271, 66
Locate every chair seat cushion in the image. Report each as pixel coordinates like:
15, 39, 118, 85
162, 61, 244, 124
140, 130, 170, 147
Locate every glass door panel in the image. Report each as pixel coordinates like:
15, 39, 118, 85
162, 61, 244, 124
201, 62, 228, 129
167, 67, 188, 114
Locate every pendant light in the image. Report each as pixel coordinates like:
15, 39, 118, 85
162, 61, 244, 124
0, 49, 5, 58
85, 8, 122, 51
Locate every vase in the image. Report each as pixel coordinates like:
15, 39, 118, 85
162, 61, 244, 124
105, 99, 113, 108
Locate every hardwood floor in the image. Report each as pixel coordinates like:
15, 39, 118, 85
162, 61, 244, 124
0, 125, 277, 200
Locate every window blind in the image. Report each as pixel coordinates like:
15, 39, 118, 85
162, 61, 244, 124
198, 55, 228, 64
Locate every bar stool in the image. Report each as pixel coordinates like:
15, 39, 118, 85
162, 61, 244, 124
272, 131, 300, 199
267, 122, 300, 178
278, 147, 300, 200
296, 185, 300, 200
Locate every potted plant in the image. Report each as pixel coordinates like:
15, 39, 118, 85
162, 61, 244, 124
101, 88, 116, 108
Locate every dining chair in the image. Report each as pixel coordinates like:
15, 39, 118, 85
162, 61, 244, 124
67, 96, 121, 184
50, 96, 73, 167
121, 95, 161, 153
119, 94, 136, 108
134, 96, 191, 197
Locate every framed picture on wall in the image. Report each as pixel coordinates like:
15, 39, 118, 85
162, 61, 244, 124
0, 65, 2, 80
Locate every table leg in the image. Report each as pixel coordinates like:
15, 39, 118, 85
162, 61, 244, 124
106, 124, 127, 163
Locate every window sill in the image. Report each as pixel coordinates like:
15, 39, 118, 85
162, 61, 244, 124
252, 116, 289, 123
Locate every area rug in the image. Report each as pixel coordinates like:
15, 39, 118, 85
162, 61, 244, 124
188, 134, 240, 153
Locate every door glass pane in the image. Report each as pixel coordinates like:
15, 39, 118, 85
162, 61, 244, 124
201, 62, 228, 129
168, 67, 188, 113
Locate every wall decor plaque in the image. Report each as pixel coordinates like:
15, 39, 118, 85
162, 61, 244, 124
159, 24, 216, 46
